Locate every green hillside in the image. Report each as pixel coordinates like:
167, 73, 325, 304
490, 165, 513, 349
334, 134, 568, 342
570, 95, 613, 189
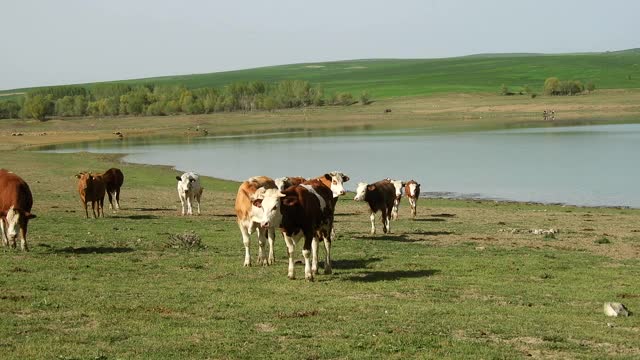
3, 50, 640, 99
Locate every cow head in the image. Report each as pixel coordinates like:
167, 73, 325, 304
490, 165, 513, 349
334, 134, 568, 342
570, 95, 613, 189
274, 177, 289, 192
176, 173, 198, 193
354, 182, 374, 201
250, 187, 285, 228
407, 181, 421, 197
75, 172, 93, 191
0, 206, 36, 246
324, 171, 350, 198
389, 180, 405, 199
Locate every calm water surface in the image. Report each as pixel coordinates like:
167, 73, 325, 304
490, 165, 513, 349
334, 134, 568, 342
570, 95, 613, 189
43, 124, 640, 208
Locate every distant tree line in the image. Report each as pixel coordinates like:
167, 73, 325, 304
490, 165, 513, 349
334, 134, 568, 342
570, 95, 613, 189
499, 78, 596, 97
0, 81, 363, 120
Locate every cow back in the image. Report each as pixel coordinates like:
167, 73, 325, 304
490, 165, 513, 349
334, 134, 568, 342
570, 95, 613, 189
0, 170, 33, 213
279, 185, 325, 236
235, 176, 276, 220
101, 168, 124, 192
366, 180, 396, 211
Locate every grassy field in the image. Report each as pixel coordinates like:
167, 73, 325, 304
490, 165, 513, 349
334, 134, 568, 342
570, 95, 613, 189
2, 50, 640, 98
1, 144, 640, 358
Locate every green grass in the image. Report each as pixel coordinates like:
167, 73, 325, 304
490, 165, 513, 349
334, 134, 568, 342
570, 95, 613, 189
1, 151, 640, 359
3, 51, 640, 99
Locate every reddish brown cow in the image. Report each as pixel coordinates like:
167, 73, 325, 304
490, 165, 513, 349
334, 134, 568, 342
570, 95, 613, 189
251, 183, 334, 281
235, 176, 278, 266
404, 180, 421, 218
0, 169, 36, 251
100, 168, 124, 211
353, 179, 397, 234
76, 172, 106, 218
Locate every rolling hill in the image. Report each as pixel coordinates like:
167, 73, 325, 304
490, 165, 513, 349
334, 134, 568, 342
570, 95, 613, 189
2, 50, 640, 99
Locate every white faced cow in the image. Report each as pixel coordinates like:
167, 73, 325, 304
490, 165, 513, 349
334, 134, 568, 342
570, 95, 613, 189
309, 171, 349, 240
354, 180, 396, 235
235, 176, 278, 266
387, 179, 405, 220
251, 182, 334, 281
176, 172, 203, 216
404, 180, 421, 218
0, 169, 36, 251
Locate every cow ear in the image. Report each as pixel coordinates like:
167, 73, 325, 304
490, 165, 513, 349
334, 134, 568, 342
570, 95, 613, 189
283, 197, 298, 206
342, 175, 350, 182
324, 173, 332, 180
75, 173, 82, 179
252, 199, 263, 208
189, 178, 195, 183
175, 176, 181, 181
251, 187, 267, 201
25, 212, 36, 220
367, 185, 376, 191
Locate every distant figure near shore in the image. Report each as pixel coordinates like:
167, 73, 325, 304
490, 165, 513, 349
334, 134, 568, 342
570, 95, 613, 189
543, 110, 556, 121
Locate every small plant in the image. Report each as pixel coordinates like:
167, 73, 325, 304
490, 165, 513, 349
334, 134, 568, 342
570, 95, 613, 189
166, 231, 204, 250
595, 237, 611, 244
543, 233, 556, 240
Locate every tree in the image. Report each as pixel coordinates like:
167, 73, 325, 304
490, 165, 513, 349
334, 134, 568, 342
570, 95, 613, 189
544, 77, 561, 95
359, 91, 371, 105
23, 95, 53, 120
0, 100, 21, 119
586, 81, 596, 93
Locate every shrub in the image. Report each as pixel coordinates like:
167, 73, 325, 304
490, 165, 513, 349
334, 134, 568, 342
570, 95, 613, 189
166, 231, 204, 250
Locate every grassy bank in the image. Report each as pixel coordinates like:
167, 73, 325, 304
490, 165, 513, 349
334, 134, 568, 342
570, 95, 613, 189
2, 89, 640, 151
1, 148, 639, 358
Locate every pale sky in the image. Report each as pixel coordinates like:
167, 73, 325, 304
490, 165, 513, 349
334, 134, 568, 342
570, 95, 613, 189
2, 0, 638, 90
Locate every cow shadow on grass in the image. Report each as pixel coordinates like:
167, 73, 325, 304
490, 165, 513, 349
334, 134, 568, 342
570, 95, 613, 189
134, 207, 174, 212
53, 246, 135, 254
328, 257, 383, 270
410, 230, 454, 236
110, 214, 158, 220
412, 218, 446, 222
344, 269, 440, 282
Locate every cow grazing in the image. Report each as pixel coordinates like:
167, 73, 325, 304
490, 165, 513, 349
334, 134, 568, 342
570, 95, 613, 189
75, 172, 106, 218
176, 172, 203, 216
100, 168, 124, 211
251, 183, 334, 281
274, 176, 307, 191
235, 176, 278, 266
388, 179, 405, 220
354, 179, 396, 234
405, 180, 421, 218
0, 170, 36, 251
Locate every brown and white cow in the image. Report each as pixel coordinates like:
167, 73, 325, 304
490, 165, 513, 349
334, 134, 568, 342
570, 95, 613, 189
251, 182, 334, 281
387, 179, 405, 220
274, 176, 307, 191
75, 172, 106, 218
404, 180, 421, 218
0, 169, 36, 251
235, 176, 278, 266
101, 168, 124, 211
309, 171, 349, 239
353, 179, 396, 234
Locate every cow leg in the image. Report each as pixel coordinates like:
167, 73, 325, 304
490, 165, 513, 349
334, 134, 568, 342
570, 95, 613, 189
82, 201, 89, 218
239, 223, 252, 267
369, 211, 376, 234
303, 232, 314, 281
267, 227, 276, 265
409, 198, 417, 217
115, 190, 121, 210
311, 237, 319, 275
195, 190, 202, 215
107, 191, 114, 210
381, 209, 389, 234
186, 195, 193, 215
323, 235, 332, 275
391, 200, 399, 220
0, 220, 7, 247
99, 198, 104, 217
283, 233, 300, 279
91, 201, 98, 219
20, 225, 28, 252
179, 194, 186, 215
257, 227, 268, 266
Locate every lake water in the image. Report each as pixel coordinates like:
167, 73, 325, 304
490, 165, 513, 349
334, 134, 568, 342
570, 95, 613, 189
42, 124, 640, 208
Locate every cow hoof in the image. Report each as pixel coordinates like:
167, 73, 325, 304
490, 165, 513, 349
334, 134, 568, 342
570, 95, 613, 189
288, 274, 295, 280
305, 274, 315, 282
243, 262, 251, 267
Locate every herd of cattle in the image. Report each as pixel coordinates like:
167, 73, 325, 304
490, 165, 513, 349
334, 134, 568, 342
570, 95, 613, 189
0, 168, 420, 281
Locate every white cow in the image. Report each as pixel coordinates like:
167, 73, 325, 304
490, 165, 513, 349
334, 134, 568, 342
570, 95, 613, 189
176, 172, 203, 215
